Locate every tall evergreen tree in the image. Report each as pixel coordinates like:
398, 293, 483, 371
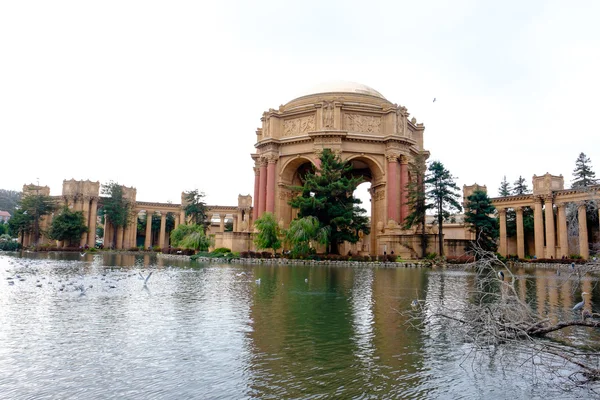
572, 152, 598, 188
183, 189, 209, 231
464, 190, 498, 253
18, 190, 56, 246
498, 176, 512, 197
513, 176, 529, 195
48, 206, 88, 247
403, 153, 431, 257
101, 182, 133, 248
425, 161, 462, 256
289, 149, 370, 254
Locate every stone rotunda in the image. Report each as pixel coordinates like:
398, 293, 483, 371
251, 81, 432, 257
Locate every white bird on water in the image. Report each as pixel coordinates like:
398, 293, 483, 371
139, 272, 153, 285
255, 278, 261, 284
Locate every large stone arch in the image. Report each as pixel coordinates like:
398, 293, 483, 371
251, 81, 429, 256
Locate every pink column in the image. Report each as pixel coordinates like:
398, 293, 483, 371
258, 160, 267, 217
387, 155, 398, 222
314, 157, 321, 170
400, 159, 409, 224
266, 159, 277, 213
253, 167, 260, 221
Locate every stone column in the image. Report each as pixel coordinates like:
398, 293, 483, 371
386, 155, 398, 223
533, 198, 544, 259
159, 212, 167, 249
314, 156, 321, 170
123, 221, 131, 249
578, 204, 589, 259
557, 203, 568, 258
400, 157, 409, 224
87, 198, 98, 248
80, 197, 90, 247
544, 197, 555, 259
498, 208, 507, 257
258, 160, 267, 218
266, 158, 277, 213
116, 226, 124, 249
219, 214, 225, 233
74, 195, 82, 211
253, 166, 260, 222
515, 207, 525, 259
104, 215, 112, 248
145, 212, 153, 249
180, 210, 186, 226
174, 214, 179, 230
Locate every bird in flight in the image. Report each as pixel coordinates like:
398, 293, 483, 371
139, 271, 153, 286
433, 98, 436, 103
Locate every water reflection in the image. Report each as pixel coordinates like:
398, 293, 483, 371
0, 253, 599, 399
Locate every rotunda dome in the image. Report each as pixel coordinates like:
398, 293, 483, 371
287, 81, 387, 103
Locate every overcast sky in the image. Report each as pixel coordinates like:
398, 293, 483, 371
2, 1, 599, 209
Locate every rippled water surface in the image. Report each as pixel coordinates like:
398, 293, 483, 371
1, 252, 599, 399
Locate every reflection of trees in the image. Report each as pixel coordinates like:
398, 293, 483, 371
409, 250, 600, 389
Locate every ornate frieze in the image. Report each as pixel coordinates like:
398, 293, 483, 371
283, 115, 315, 137
278, 189, 296, 201
343, 113, 381, 133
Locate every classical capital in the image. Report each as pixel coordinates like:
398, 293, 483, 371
386, 153, 400, 163
498, 208, 507, 216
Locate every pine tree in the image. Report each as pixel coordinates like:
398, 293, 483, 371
425, 161, 462, 256
513, 176, 529, 195
183, 189, 209, 231
464, 190, 498, 253
101, 182, 133, 248
498, 176, 512, 197
403, 153, 431, 257
289, 149, 370, 254
572, 152, 598, 188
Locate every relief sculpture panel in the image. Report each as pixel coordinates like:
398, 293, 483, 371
283, 115, 315, 137
343, 113, 381, 133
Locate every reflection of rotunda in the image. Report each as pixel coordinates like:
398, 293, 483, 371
251, 81, 429, 256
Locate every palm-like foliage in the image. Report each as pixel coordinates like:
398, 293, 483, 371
253, 212, 281, 253
285, 216, 330, 257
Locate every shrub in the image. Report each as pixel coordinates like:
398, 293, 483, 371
0, 241, 21, 251
212, 247, 231, 254
240, 251, 249, 258
362, 255, 371, 262
426, 252, 437, 260
385, 254, 397, 262
261, 251, 272, 259
129, 247, 139, 252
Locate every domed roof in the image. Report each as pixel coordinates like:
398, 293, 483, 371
289, 81, 387, 102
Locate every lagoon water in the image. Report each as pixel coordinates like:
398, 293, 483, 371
1, 252, 599, 399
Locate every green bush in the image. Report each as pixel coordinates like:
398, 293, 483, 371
426, 252, 437, 260
212, 247, 231, 254
0, 241, 21, 251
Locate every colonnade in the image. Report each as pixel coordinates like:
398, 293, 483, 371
253, 156, 277, 220
386, 154, 410, 224
497, 197, 598, 260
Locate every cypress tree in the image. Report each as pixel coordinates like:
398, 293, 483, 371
425, 161, 462, 256
572, 152, 598, 188
464, 190, 498, 253
498, 176, 512, 197
289, 149, 370, 254
513, 176, 529, 195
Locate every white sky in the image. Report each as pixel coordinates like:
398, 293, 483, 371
2, 1, 599, 208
